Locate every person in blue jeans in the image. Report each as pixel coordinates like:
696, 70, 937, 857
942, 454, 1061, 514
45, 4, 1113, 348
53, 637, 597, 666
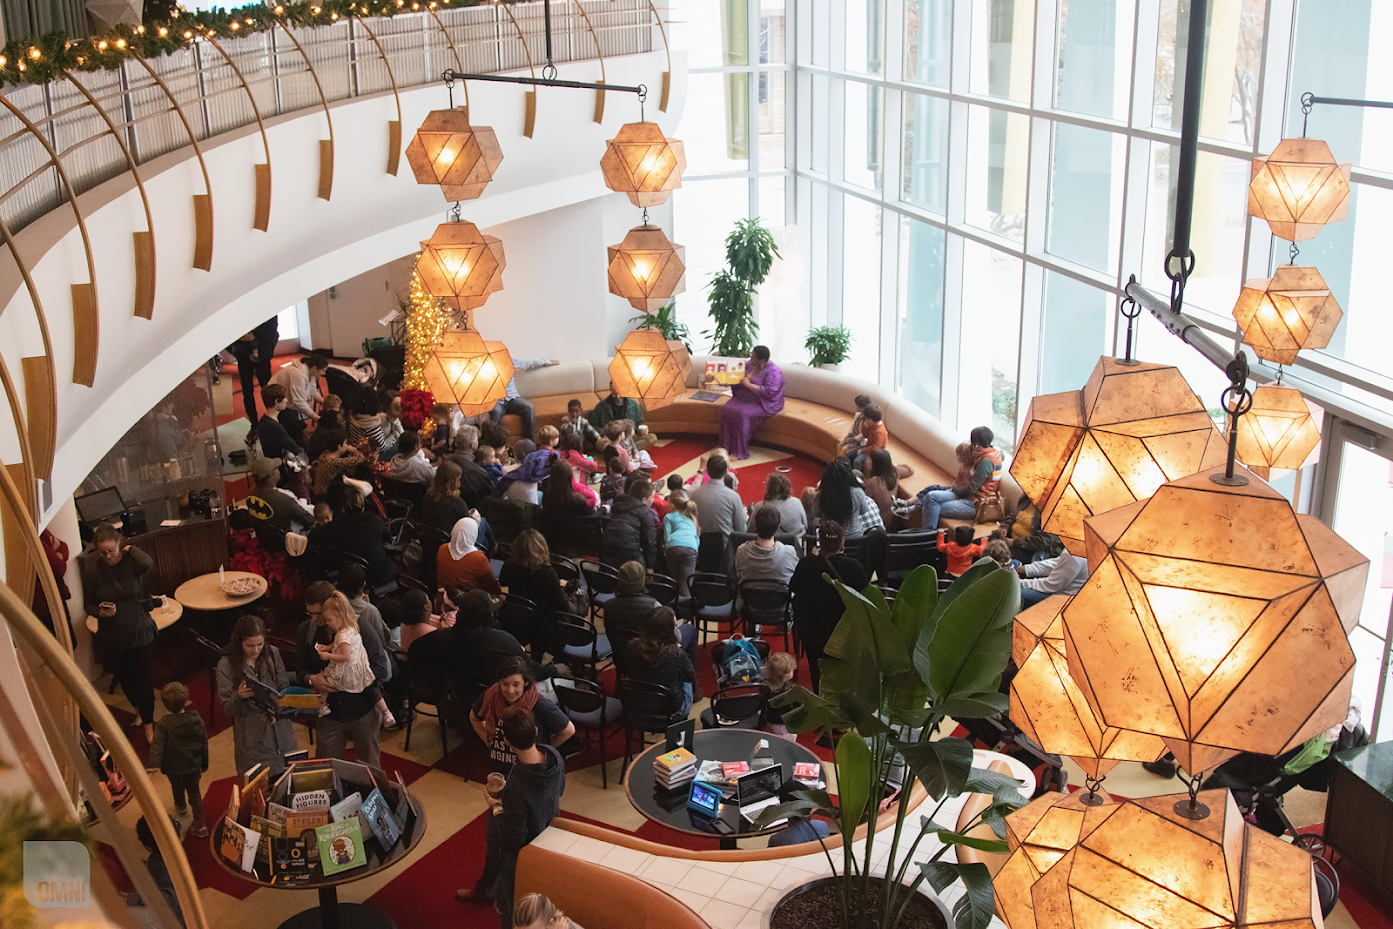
920, 425, 999, 529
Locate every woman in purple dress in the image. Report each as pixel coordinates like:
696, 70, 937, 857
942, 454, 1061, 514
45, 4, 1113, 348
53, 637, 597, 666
719, 345, 785, 460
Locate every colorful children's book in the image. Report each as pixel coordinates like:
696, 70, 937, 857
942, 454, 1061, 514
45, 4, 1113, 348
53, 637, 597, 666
292, 789, 331, 812
270, 835, 313, 885
359, 788, 401, 850
316, 819, 368, 876
290, 763, 336, 795
267, 802, 294, 826
251, 815, 285, 866
244, 672, 322, 719
242, 766, 270, 821
219, 818, 258, 873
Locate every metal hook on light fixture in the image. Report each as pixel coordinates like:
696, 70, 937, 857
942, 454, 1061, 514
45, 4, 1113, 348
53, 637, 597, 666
1080, 774, 1109, 807
1212, 358, 1253, 487
1117, 294, 1142, 366
1301, 91, 1315, 137
1173, 769, 1211, 821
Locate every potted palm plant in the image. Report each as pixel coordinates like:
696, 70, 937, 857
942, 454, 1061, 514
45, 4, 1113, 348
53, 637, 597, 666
805, 325, 853, 369
703, 218, 780, 356
629, 303, 692, 353
760, 562, 1026, 929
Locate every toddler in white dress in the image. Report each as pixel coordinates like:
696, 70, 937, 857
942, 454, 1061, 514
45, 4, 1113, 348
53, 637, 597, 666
315, 591, 396, 727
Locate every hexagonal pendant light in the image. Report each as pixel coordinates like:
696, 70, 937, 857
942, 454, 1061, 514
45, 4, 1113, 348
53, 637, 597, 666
1010, 596, 1166, 779
422, 328, 514, 415
607, 224, 686, 312
608, 329, 692, 410
1009, 356, 1227, 555
1030, 791, 1323, 929
1248, 138, 1351, 241
600, 121, 686, 207
405, 108, 504, 201
996, 791, 1119, 929
1062, 465, 1367, 774
1231, 264, 1343, 366
1234, 383, 1323, 479
417, 220, 506, 311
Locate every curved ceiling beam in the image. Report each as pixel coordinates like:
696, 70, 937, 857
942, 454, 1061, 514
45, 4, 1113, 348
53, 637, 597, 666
0, 95, 101, 388
644, 0, 673, 112
60, 69, 159, 319
0, 209, 55, 485
425, 7, 470, 113
127, 55, 216, 272
199, 35, 275, 232
353, 15, 405, 176
0, 457, 69, 653
0, 578, 206, 929
495, 0, 540, 137
567, 0, 609, 123
275, 21, 336, 201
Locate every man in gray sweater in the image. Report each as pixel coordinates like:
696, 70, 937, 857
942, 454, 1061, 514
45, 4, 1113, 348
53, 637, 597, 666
734, 506, 799, 586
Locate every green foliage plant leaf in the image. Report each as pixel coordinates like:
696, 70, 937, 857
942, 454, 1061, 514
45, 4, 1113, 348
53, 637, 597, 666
921, 861, 998, 929
770, 684, 849, 735
725, 217, 780, 287
702, 269, 758, 356
834, 732, 873, 845
629, 303, 692, 353
891, 565, 939, 655
805, 325, 853, 366
897, 737, 973, 800
923, 568, 1019, 703
934, 691, 1010, 721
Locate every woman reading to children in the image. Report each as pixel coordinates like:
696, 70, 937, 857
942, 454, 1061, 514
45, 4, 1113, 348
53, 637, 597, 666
718, 345, 785, 460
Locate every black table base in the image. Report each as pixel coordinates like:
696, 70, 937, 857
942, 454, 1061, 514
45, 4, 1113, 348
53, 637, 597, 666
277, 888, 396, 929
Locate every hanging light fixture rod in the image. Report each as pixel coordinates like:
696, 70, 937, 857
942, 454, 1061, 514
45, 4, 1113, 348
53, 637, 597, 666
1123, 276, 1238, 376
439, 69, 646, 96
1300, 92, 1393, 132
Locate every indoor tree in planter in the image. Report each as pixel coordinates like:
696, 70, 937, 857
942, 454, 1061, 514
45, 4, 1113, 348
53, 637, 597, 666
703, 218, 780, 356
761, 562, 1026, 929
629, 303, 692, 353
805, 325, 853, 368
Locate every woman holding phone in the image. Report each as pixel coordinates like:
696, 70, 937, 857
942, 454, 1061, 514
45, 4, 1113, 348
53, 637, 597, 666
80, 523, 157, 741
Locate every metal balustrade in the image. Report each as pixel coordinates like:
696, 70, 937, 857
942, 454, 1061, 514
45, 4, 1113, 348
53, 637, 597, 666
0, 0, 660, 234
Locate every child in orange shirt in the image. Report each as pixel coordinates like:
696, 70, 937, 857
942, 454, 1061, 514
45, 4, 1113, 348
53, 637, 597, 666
937, 525, 987, 577
854, 404, 888, 470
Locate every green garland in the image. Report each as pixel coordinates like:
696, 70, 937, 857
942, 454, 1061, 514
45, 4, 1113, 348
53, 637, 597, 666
0, 0, 506, 89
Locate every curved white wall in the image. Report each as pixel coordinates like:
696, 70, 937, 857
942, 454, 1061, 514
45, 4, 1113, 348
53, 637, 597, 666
0, 51, 686, 523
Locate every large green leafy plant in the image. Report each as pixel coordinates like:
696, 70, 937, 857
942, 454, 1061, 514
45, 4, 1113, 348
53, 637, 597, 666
761, 563, 1026, 929
703, 218, 780, 356
629, 303, 692, 353
806, 325, 853, 366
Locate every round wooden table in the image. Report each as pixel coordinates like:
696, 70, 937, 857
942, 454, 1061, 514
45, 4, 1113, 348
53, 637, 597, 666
625, 728, 824, 850
175, 571, 268, 611
211, 762, 426, 929
84, 597, 184, 634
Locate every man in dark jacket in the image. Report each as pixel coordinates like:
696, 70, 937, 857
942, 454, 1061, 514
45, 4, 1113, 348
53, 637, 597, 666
408, 591, 560, 708
601, 481, 658, 569
297, 581, 381, 770
604, 561, 659, 673
590, 382, 654, 450
457, 704, 566, 929
308, 487, 394, 589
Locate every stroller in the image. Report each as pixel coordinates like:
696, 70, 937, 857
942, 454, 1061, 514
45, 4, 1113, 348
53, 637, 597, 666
1200, 721, 1368, 918
324, 358, 381, 413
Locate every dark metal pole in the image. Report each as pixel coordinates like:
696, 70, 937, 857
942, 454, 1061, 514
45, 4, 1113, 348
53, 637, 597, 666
543, 0, 554, 69
1169, 0, 1210, 267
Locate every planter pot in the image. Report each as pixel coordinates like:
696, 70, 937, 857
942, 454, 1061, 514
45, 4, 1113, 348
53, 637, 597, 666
818, 363, 842, 372
764, 873, 953, 929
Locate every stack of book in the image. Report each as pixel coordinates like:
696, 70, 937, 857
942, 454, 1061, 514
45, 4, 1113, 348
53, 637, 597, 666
653, 748, 697, 790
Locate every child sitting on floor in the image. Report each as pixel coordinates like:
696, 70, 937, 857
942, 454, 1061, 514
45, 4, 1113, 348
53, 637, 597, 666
684, 450, 740, 490
599, 453, 626, 506
315, 591, 395, 728
602, 422, 634, 472
937, 525, 987, 578
617, 419, 655, 470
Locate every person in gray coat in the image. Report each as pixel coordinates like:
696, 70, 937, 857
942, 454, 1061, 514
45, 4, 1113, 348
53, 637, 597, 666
216, 614, 298, 776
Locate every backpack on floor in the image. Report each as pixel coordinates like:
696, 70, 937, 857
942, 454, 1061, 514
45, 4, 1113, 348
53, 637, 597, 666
720, 636, 763, 685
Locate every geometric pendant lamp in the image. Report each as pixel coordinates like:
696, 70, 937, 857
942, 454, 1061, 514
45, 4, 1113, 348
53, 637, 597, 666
1010, 596, 1167, 779
608, 329, 692, 411
1062, 464, 1367, 776
1009, 356, 1227, 556
416, 220, 506, 311
1231, 265, 1343, 366
607, 224, 686, 312
421, 328, 514, 415
600, 121, 686, 207
1248, 138, 1351, 242
1029, 791, 1323, 929
404, 108, 504, 201
1233, 383, 1323, 479
995, 790, 1118, 929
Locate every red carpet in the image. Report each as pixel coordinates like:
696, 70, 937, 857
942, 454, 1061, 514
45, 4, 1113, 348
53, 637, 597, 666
1298, 825, 1393, 929
646, 436, 826, 507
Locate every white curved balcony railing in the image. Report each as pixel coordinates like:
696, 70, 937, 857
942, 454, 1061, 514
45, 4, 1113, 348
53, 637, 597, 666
0, 0, 663, 234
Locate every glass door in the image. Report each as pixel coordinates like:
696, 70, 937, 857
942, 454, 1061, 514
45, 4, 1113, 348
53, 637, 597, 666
1326, 424, 1393, 741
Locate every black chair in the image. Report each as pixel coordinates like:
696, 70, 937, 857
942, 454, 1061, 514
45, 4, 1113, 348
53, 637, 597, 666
883, 531, 943, 588
550, 554, 582, 588
548, 514, 605, 560
478, 496, 539, 546
698, 684, 766, 730
688, 572, 736, 644
553, 612, 612, 679
499, 594, 551, 661
396, 573, 430, 596
580, 561, 621, 619
843, 536, 869, 567
695, 531, 729, 574
739, 580, 793, 654
726, 532, 801, 568
397, 651, 464, 754
188, 630, 225, 722
415, 524, 451, 588
554, 678, 624, 788
646, 572, 679, 607
617, 679, 682, 780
